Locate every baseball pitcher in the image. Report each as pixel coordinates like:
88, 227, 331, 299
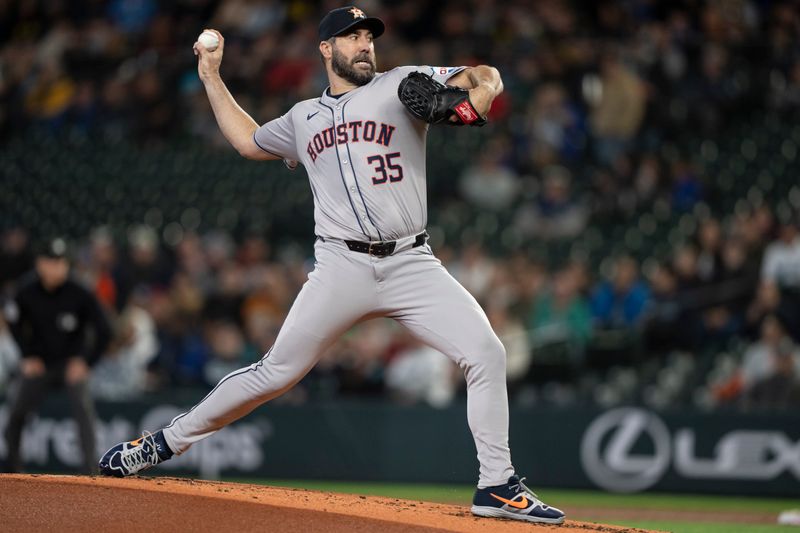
99, 6, 564, 525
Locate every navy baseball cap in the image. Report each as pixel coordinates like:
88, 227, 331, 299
319, 6, 385, 41
36, 237, 69, 259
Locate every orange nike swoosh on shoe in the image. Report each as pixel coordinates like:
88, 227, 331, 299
129, 438, 143, 446
490, 493, 530, 509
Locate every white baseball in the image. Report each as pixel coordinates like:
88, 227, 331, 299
198, 30, 219, 51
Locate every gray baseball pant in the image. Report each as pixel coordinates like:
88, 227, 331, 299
163, 240, 514, 487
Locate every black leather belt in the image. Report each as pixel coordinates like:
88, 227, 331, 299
341, 231, 428, 257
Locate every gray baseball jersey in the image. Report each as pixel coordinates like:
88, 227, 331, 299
163, 66, 515, 488
253, 65, 464, 241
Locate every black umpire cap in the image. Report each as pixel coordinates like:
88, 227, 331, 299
36, 237, 70, 259
319, 6, 385, 41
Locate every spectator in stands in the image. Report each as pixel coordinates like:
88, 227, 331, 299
515, 165, 588, 240
132, 68, 176, 142
242, 306, 280, 355
203, 230, 236, 273
23, 60, 76, 129
719, 237, 760, 305
0, 315, 21, 392
712, 313, 800, 407
589, 52, 647, 165
240, 265, 291, 329
742, 334, 800, 411
203, 261, 245, 324
672, 243, 702, 295
644, 262, 689, 355
75, 227, 120, 311
458, 138, 519, 211
696, 217, 723, 283
237, 234, 271, 283
695, 43, 737, 132
0, 228, 33, 295
211, 0, 286, 39
171, 272, 205, 323
633, 153, 662, 206
107, 0, 157, 35
528, 266, 592, 363
696, 217, 755, 347
97, 77, 134, 141
449, 243, 496, 302
759, 214, 800, 340
760, 214, 800, 290
174, 233, 212, 291
670, 159, 703, 212
771, 59, 800, 110
485, 298, 531, 387
672, 242, 721, 346
65, 80, 97, 135
739, 315, 798, 391
526, 82, 584, 168
90, 302, 159, 400
746, 280, 782, 336
202, 320, 256, 386
590, 255, 650, 329
385, 339, 458, 408
321, 322, 391, 399
507, 255, 548, 320
730, 205, 775, 265
699, 237, 759, 343
115, 225, 173, 308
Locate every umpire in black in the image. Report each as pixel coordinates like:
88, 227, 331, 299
3, 237, 111, 474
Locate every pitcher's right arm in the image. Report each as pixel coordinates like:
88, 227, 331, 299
194, 29, 280, 161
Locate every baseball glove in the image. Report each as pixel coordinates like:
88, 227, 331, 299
397, 72, 487, 126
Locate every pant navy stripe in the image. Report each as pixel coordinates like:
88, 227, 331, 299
165, 346, 274, 430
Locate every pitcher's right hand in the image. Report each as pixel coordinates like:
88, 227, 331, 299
194, 29, 224, 82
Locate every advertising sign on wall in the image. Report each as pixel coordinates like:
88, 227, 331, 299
1, 396, 798, 496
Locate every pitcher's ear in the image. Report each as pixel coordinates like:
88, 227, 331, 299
319, 40, 333, 60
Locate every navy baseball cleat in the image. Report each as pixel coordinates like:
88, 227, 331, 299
471, 475, 565, 524
98, 430, 174, 477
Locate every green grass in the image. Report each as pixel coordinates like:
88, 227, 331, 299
539, 489, 797, 514
226, 479, 796, 514
224, 478, 798, 531
610, 522, 798, 533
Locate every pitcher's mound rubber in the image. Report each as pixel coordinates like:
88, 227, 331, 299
0, 474, 658, 532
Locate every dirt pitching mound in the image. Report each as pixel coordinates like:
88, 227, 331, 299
0, 474, 658, 532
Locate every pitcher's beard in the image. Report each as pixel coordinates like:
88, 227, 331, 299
332, 48, 375, 86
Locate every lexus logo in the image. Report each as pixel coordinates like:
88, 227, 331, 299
580, 408, 671, 492
581, 408, 800, 492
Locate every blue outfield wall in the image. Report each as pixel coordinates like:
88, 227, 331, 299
1, 393, 798, 496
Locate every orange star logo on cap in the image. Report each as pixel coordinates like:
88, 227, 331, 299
349, 7, 365, 19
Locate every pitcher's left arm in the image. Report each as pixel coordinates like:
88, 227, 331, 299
446, 65, 503, 117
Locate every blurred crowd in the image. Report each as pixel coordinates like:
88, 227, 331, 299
1, 0, 800, 411
1, 208, 799, 411
2, 0, 800, 150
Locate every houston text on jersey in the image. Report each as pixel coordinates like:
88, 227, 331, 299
306, 120, 396, 162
